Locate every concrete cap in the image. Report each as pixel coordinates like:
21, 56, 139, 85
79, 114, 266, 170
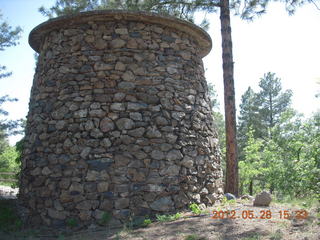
29, 10, 212, 57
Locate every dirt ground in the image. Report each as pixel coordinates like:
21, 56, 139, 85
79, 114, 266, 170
1, 199, 319, 240
69, 201, 320, 240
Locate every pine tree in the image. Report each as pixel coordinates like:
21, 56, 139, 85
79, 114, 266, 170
238, 73, 292, 157
0, 12, 23, 142
237, 87, 260, 159
237, 74, 293, 157
237, 74, 297, 195
255, 72, 293, 139
239, 128, 264, 195
0, 12, 22, 79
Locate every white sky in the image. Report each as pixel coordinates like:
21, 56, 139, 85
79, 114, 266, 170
0, 0, 320, 145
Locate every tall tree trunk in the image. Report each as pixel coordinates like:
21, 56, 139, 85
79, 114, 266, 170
249, 180, 253, 196
269, 92, 273, 138
220, 0, 239, 196
270, 184, 274, 194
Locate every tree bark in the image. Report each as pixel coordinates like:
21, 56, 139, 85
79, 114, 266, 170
249, 180, 253, 196
220, 0, 239, 196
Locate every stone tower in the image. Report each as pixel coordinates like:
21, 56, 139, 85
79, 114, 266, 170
19, 10, 223, 227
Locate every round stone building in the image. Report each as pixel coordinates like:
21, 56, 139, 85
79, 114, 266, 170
19, 10, 223, 226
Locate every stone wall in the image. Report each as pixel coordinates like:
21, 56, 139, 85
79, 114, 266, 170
19, 10, 223, 227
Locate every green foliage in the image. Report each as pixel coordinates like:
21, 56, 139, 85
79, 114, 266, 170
185, 234, 207, 240
38, 0, 220, 29
239, 129, 265, 194
208, 83, 226, 170
268, 111, 320, 197
124, 215, 151, 228
14, 138, 23, 165
221, 196, 228, 205
0, 134, 9, 155
231, 0, 318, 20
141, 218, 152, 227
238, 72, 293, 144
238, 87, 260, 160
156, 212, 182, 222
269, 230, 284, 240
238, 73, 320, 198
256, 72, 293, 135
66, 218, 78, 228
0, 12, 22, 79
220, 196, 236, 206
242, 234, 261, 240
274, 195, 319, 209
213, 111, 226, 170
37, 0, 319, 23
0, 142, 21, 185
0, 12, 24, 142
0, 96, 24, 139
189, 203, 201, 215
0, 200, 23, 232
0, 145, 19, 171
240, 111, 320, 197
38, 0, 100, 18
98, 211, 112, 225
208, 83, 220, 111
0, 13, 22, 50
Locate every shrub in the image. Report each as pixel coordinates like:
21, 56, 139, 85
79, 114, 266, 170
189, 203, 201, 215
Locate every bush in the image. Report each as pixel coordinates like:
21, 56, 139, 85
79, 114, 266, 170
142, 218, 152, 227
189, 203, 201, 215
0, 200, 22, 232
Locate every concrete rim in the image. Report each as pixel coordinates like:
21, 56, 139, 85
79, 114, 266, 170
29, 10, 212, 57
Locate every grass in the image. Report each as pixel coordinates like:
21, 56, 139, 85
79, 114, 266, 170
221, 196, 237, 206
276, 221, 289, 228
115, 232, 121, 240
201, 209, 211, 215
98, 211, 112, 225
269, 230, 284, 240
242, 234, 261, 240
273, 196, 319, 209
156, 212, 182, 222
0, 181, 16, 187
184, 234, 207, 240
141, 218, 152, 227
118, 223, 134, 237
66, 218, 78, 228
0, 195, 317, 239
0, 199, 22, 232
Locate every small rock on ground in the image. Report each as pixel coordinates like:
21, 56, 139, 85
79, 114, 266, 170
0, 185, 18, 200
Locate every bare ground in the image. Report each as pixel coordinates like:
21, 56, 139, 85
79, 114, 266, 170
0, 186, 319, 240
66, 202, 320, 240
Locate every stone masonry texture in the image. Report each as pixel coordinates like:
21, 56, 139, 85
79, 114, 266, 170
19, 10, 224, 227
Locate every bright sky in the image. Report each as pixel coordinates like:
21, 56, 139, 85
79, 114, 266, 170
0, 0, 319, 145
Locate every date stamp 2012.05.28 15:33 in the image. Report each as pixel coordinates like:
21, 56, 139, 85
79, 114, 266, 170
211, 209, 308, 220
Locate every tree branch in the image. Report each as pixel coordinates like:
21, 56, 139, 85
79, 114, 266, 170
310, 0, 320, 11
153, 0, 221, 8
